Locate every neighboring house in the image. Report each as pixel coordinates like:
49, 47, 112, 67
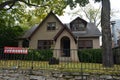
111, 19, 120, 47
18, 11, 101, 62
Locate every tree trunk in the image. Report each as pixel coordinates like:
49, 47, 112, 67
101, 0, 114, 67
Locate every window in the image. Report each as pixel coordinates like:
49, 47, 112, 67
78, 23, 85, 31
47, 22, 56, 30
38, 40, 53, 49
71, 20, 85, 31
78, 40, 93, 49
22, 39, 29, 48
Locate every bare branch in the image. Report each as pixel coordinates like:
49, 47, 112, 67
80, 7, 91, 22
6, 0, 16, 10
0, 0, 14, 10
96, 19, 101, 27
0, 0, 49, 11
94, 7, 101, 21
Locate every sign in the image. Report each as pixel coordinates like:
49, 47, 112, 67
4, 47, 28, 54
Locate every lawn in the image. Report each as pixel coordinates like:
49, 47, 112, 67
0, 60, 120, 74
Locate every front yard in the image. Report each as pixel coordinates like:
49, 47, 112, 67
0, 60, 120, 75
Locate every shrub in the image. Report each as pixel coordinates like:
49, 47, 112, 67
113, 47, 120, 64
26, 49, 53, 61
78, 49, 102, 63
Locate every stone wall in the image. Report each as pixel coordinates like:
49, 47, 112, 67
0, 69, 120, 80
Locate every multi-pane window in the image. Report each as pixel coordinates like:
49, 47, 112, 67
78, 40, 93, 49
47, 22, 56, 30
71, 20, 85, 31
38, 40, 53, 49
78, 23, 85, 31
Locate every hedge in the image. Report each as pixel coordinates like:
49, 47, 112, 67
27, 49, 53, 61
78, 49, 102, 63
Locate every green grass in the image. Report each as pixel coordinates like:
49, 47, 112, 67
0, 60, 120, 74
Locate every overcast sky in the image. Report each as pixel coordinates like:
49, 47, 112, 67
59, 0, 120, 23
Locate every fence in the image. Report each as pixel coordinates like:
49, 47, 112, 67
0, 48, 120, 75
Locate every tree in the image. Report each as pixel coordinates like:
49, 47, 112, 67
0, 0, 66, 14
84, 0, 114, 67
99, 0, 114, 67
69, 4, 101, 27
0, 10, 24, 48
0, 0, 71, 29
69, 3, 116, 28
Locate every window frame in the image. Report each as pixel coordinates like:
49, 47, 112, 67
71, 20, 86, 31
78, 40, 93, 49
47, 22, 56, 31
38, 40, 53, 49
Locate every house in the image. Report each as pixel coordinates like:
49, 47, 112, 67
18, 11, 101, 62
111, 20, 120, 47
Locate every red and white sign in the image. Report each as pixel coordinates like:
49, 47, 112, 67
4, 47, 28, 54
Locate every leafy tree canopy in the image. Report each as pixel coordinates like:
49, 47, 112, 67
0, 10, 24, 48
0, 0, 91, 28
0, 0, 90, 11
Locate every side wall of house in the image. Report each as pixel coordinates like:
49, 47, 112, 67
29, 14, 62, 49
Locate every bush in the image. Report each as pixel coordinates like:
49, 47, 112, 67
78, 49, 102, 63
26, 49, 53, 61
113, 47, 120, 64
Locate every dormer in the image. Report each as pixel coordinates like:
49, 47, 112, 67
70, 17, 87, 32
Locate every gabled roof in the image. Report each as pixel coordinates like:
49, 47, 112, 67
21, 11, 65, 39
54, 24, 77, 43
69, 17, 101, 38
70, 17, 87, 25
72, 23, 101, 37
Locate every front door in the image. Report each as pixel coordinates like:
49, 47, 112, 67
61, 36, 70, 57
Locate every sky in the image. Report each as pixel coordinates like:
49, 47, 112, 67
58, 0, 120, 23
110, 0, 120, 19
